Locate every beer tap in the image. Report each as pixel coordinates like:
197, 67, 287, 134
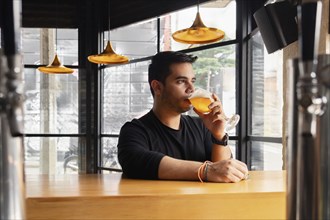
294, 0, 327, 219
297, 0, 326, 118
0, 0, 26, 219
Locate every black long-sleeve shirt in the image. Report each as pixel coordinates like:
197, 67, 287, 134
117, 110, 213, 179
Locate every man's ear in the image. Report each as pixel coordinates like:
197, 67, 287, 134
150, 80, 162, 96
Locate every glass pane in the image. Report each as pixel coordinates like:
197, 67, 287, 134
101, 137, 121, 170
24, 137, 79, 174
188, 45, 238, 135
160, 0, 236, 51
229, 140, 237, 159
57, 29, 79, 65
250, 141, 283, 171
250, 32, 283, 137
22, 28, 40, 64
105, 18, 157, 59
21, 28, 78, 65
24, 68, 79, 134
102, 61, 152, 134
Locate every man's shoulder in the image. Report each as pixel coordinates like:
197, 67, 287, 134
121, 110, 153, 129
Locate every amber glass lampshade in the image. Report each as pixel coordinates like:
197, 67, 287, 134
172, 12, 225, 44
37, 54, 74, 74
88, 41, 129, 65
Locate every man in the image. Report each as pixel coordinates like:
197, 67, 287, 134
118, 51, 248, 182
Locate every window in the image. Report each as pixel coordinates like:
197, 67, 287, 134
22, 28, 40, 64
104, 18, 158, 59
248, 31, 283, 170
102, 62, 152, 135
250, 141, 283, 170
250, 32, 283, 137
101, 61, 152, 170
188, 45, 238, 136
24, 137, 79, 174
22, 28, 80, 175
23, 70, 79, 134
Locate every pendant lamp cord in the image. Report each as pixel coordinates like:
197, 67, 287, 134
108, 1, 111, 41
197, 0, 200, 12
55, 0, 58, 54
55, 28, 58, 53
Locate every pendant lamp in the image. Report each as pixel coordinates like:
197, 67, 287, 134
38, 53, 74, 74
37, 3, 74, 75
88, 41, 129, 64
172, 3, 225, 44
88, 1, 129, 65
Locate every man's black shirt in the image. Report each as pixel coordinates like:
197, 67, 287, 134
117, 110, 213, 179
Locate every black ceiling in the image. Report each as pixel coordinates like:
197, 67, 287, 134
22, 0, 212, 30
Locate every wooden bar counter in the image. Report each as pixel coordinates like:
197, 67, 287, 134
26, 171, 286, 219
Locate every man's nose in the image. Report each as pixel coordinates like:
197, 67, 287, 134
187, 84, 195, 94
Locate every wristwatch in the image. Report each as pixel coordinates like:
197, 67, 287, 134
211, 133, 229, 146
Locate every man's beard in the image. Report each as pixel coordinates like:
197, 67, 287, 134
160, 92, 190, 113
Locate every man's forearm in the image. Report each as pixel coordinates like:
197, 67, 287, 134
158, 154, 248, 183
158, 156, 203, 180
211, 144, 232, 161
210, 133, 232, 161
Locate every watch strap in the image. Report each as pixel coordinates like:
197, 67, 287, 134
211, 133, 228, 146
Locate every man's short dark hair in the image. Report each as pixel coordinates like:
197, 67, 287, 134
148, 51, 197, 96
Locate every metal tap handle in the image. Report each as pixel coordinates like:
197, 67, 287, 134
1, 0, 24, 137
1, 0, 21, 56
5, 55, 24, 137
298, 0, 322, 64
297, 0, 326, 117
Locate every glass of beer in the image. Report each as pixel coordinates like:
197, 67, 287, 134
188, 87, 240, 131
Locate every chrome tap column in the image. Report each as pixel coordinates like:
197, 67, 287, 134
317, 54, 330, 219
286, 57, 299, 220
0, 0, 26, 219
286, 0, 329, 219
